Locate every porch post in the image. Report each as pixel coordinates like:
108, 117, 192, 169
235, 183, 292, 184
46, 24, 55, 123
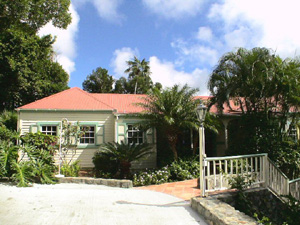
223, 120, 229, 149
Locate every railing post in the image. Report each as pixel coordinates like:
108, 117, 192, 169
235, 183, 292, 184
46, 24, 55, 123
263, 154, 269, 188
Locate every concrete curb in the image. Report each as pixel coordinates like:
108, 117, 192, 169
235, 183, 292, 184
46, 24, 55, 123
58, 177, 133, 188
191, 197, 257, 225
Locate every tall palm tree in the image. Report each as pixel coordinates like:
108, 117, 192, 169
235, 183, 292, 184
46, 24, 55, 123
125, 56, 151, 94
137, 84, 201, 160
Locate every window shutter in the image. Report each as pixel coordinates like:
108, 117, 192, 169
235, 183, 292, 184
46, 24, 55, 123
30, 125, 38, 133
146, 128, 154, 143
117, 124, 126, 143
96, 125, 104, 145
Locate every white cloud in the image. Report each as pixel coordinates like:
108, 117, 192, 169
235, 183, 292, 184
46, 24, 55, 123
110, 47, 139, 77
171, 39, 219, 67
149, 56, 210, 95
73, 0, 124, 23
38, 4, 79, 75
142, 0, 205, 19
196, 27, 213, 42
208, 0, 300, 58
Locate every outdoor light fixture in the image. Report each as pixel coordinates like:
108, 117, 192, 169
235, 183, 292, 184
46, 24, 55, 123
196, 103, 207, 123
196, 103, 207, 197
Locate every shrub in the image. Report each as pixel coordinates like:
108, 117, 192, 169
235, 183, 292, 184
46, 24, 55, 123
169, 157, 199, 181
0, 110, 18, 131
133, 156, 200, 186
93, 152, 119, 178
94, 141, 153, 179
20, 132, 57, 155
0, 141, 19, 177
12, 161, 33, 187
61, 160, 81, 177
0, 125, 19, 143
133, 167, 170, 186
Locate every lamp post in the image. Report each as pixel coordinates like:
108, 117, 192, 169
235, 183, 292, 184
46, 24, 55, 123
55, 118, 67, 178
196, 103, 207, 197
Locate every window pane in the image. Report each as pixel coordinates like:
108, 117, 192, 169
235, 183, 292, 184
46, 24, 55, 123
127, 124, 143, 144
41, 126, 57, 136
80, 126, 95, 144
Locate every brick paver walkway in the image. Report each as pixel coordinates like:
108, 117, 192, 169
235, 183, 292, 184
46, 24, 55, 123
135, 179, 201, 200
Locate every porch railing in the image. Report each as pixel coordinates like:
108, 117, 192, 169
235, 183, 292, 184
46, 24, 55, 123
289, 178, 300, 200
202, 153, 299, 200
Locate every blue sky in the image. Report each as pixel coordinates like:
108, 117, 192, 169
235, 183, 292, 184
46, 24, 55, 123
39, 0, 300, 95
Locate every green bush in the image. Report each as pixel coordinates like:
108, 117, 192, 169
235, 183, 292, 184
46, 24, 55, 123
20, 132, 57, 155
93, 152, 119, 178
0, 125, 19, 143
133, 156, 200, 186
169, 157, 199, 181
93, 141, 153, 179
0, 110, 18, 131
61, 160, 81, 177
0, 140, 19, 177
133, 167, 170, 186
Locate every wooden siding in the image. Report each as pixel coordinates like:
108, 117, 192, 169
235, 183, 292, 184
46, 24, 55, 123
19, 111, 115, 168
116, 117, 157, 169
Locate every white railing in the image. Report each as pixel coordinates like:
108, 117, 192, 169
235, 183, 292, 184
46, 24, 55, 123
202, 153, 299, 200
265, 158, 289, 196
204, 153, 267, 192
289, 178, 300, 200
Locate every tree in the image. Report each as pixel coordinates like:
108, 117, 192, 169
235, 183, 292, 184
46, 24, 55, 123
208, 47, 300, 178
0, 0, 71, 32
125, 56, 154, 94
0, 32, 69, 111
137, 85, 200, 160
82, 67, 114, 93
0, 0, 71, 111
0, 110, 18, 131
208, 47, 300, 119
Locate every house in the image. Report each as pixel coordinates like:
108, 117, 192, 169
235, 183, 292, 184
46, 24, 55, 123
16, 87, 238, 169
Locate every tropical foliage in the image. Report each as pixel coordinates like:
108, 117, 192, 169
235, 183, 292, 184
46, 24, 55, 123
133, 156, 200, 186
0, 110, 18, 131
94, 141, 153, 178
137, 84, 201, 159
125, 56, 153, 94
208, 47, 300, 179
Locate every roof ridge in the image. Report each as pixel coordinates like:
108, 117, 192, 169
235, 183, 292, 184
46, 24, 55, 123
17, 87, 78, 109
78, 88, 115, 110
92, 93, 146, 96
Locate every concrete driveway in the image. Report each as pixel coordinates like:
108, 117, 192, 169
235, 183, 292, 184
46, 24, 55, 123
0, 183, 207, 225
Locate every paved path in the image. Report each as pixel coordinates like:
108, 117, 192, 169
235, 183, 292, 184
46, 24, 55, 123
135, 179, 201, 200
0, 183, 207, 225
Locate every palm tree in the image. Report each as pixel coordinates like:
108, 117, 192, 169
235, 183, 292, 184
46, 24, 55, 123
208, 47, 282, 114
125, 56, 151, 94
137, 84, 201, 160
98, 141, 153, 178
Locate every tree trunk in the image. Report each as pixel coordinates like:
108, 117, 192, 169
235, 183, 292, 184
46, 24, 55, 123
120, 160, 131, 179
167, 134, 178, 160
134, 81, 137, 94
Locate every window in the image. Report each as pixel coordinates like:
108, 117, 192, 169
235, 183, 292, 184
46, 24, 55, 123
80, 126, 95, 144
127, 125, 144, 144
41, 126, 57, 136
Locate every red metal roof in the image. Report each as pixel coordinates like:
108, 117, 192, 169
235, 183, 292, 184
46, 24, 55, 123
17, 87, 240, 115
92, 93, 146, 114
17, 87, 114, 111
